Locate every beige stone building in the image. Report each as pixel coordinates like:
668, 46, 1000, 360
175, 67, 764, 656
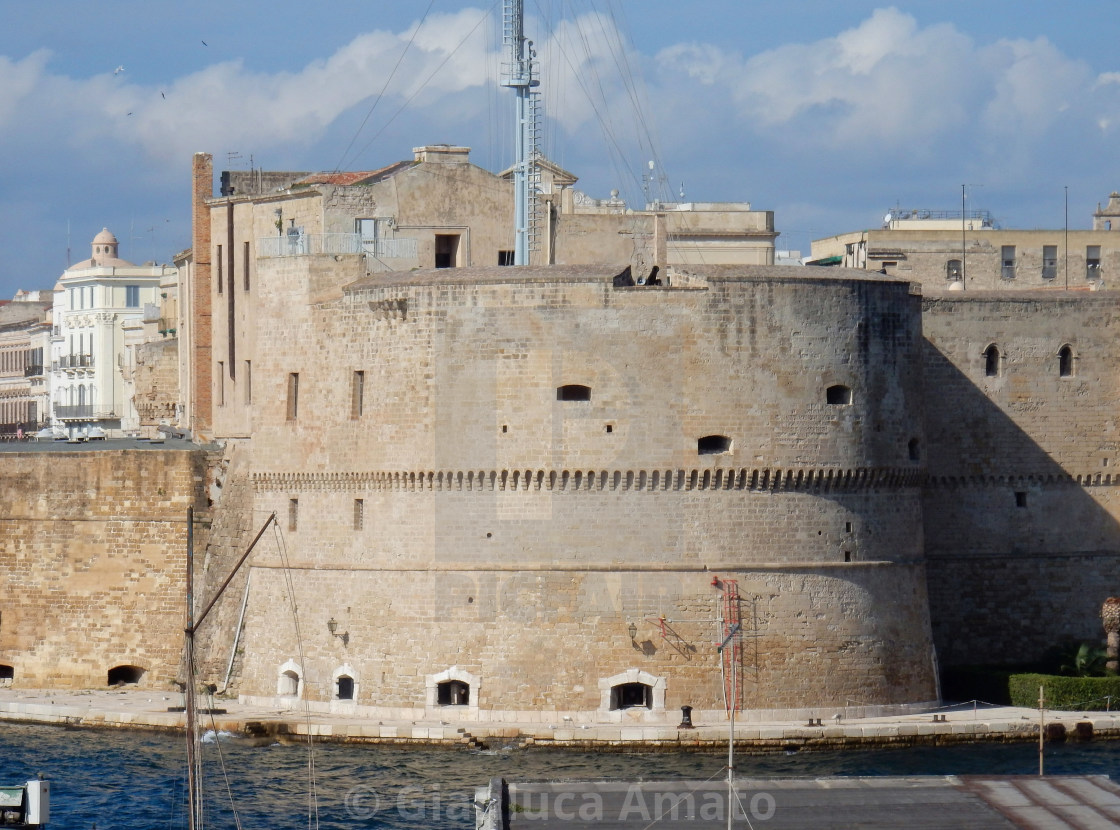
0, 294, 53, 438
810, 193, 1120, 292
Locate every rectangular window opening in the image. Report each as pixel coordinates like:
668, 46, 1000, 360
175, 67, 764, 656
1015, 491, 1027, 508
1001, 245, 1016, 280
289, 498, 298, 531
354, 498, 364, 530
1087, 245, 1101, 280
287, 372, 299, 420
243, 241, 251, 291
351, 370, 364, 418
1042, 245, 1058, 280
125, 285, 140, 307
435, 234, 460, 268
216, 361, 225, 406
498, 250, 515, 266
216, 245, 224, 293
243, 360, 252, 405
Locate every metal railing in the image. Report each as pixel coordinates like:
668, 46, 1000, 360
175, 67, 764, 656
57, 354, 93, 369
257, 233, 416, 260
54, 405, 115, 420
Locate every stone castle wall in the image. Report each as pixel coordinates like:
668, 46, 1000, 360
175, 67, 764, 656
921, 292, 1120, 665
0, 450, 209, 688
195, 264, 938, 716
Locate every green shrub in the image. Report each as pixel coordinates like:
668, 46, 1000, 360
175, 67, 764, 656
1008, 673, 1120, 710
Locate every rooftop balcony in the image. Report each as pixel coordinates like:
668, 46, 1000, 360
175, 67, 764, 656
257, 232, 416, 261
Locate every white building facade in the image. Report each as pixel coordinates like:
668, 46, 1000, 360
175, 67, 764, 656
49, 229, 175, 435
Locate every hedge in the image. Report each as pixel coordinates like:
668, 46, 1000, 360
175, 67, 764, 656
1008, 674, 1120, 710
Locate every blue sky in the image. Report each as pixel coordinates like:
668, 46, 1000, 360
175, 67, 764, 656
2, 1, 1119, 295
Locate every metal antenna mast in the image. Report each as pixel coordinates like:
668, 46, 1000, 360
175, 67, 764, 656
501, 0, 540, 265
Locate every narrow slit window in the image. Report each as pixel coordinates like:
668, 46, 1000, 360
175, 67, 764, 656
243, 240, 251, 291
697, 435, 732, 455
353, 498, 364, 530
289, 498, 298, 531
908, 437, 921, 462
983, 344, 1001, 378
352, 370, 365, 418
1058, 345, 1074, 378
216, 245, 223, 294
287, 373, 299, 420
243, 360, 252, 405
826, 384, 852, 405
557, 384, 591, 401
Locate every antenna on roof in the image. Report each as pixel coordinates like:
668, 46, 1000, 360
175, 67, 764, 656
502, 0, 541, 266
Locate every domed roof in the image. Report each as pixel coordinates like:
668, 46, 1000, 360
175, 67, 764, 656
92, 228, 118, 245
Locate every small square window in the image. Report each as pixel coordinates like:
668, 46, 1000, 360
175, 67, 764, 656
1015, 491, 1027, 508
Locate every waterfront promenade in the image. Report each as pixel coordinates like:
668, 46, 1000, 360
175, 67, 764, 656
0, 688, 1115, 751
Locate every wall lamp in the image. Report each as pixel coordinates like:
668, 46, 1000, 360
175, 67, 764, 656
327, 617, 349, 646
627, 621, 638, 643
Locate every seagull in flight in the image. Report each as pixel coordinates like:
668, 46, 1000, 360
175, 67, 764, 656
114, 65, 125, 75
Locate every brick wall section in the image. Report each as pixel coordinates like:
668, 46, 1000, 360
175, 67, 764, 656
191, 153, 213, 437
196, 264, 939, 712
0, 450, 211, 688
922, 292, 1120, 665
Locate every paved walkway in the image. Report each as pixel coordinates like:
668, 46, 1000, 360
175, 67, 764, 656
0, 688, 1115, 751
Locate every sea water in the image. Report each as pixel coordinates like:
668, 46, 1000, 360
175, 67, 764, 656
2, 722, 1119, 828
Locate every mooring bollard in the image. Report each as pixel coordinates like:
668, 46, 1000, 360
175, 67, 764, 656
678, 705, 694, 729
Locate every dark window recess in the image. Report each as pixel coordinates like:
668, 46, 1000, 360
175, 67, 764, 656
498, 250, 515, 266
610, 682, 652, 710
216, 245, 223, 293
984, 345, 1001, 378
287, 373, 299, 420
697, 435, 732, 455
108, 665, 144, 686
557, 384, 591, 401
1015, 491, 1028, 508
1058, 345, 1074, 378
946, 259, 962, 280
437, 680, 470, 705
844, 551, 852, 562
0, 665, 12, 682
289, 498, 298, 532
435, 234, 460, 268
826, 385, 852, 405
337, 676, 355, 700
908, 438, 921, 462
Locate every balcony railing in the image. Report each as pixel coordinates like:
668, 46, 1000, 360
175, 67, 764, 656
23, 365, 43, 377
54, 405, 115, 420
257, 233, 416, 261
57, 354, 93, 369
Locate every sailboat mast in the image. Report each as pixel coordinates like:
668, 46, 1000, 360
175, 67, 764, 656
185, 506, 200, 830
501, 0, 539, 265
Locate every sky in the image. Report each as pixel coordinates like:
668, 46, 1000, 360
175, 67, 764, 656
2, 1, 1119, 295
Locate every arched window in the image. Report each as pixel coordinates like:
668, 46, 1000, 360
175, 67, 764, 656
107, 665, 144, 686
908, 438, 921, 462
336, 675, 355, 701
946, 259, 962, 280
557, 384, 591, 401
1058, 344, 1074, 378
983, 344, 1001, 378
277, 659, 303, 697
697, 435, 732, 455
826, 384, 852, 405
437, 679, 470, 705
610, 682, 652, 710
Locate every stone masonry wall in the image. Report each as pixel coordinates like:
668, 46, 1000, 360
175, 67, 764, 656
922, 292, 1120, 665
198, 263, 939, 714
0, 450, 210, 688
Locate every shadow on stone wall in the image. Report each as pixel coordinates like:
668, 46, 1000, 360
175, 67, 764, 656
922, 340, 1120, 668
